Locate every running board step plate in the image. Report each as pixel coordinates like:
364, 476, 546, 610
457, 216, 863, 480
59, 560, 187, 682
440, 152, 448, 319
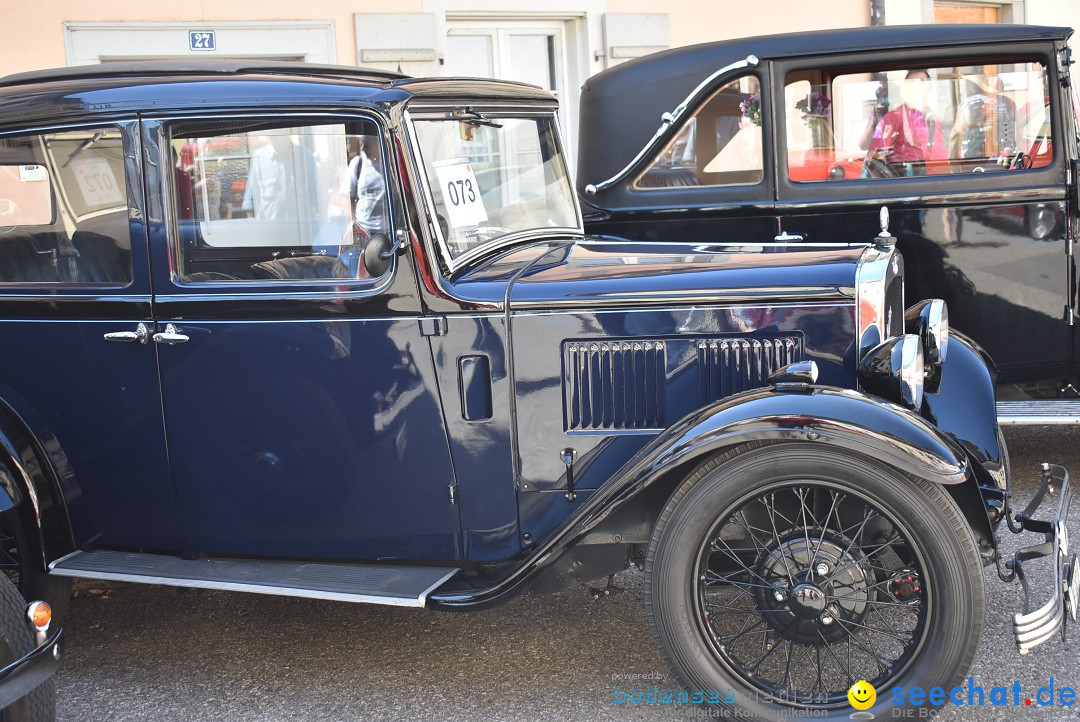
997, 400, 1080, 426
49, 550, 458, 607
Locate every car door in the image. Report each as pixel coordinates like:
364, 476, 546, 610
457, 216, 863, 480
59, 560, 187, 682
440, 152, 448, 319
0, 121, 180, 550
141, 114, 462, 562
772, 46, 1072, 386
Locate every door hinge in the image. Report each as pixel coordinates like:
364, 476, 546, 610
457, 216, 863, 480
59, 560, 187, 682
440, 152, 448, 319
419, 316, 447, 337
1067, 305, 1075, 326
448, 481, 458, 505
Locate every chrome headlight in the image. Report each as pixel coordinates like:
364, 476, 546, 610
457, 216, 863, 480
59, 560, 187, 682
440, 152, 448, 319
859, 334, 925, 410
905, 299, 949, 365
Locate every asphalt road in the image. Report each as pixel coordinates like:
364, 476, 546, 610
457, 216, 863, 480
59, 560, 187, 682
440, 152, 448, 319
55, 426, 1080, 721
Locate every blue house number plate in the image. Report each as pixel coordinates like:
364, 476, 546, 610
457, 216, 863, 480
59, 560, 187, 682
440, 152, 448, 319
189, 31, 216, 52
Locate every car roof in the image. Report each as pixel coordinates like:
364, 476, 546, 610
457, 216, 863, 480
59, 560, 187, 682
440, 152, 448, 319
0, 60, 556, 130
577, 23, 1073, 203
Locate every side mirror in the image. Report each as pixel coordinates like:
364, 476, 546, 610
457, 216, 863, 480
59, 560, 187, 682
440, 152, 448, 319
362, 230, 406, 278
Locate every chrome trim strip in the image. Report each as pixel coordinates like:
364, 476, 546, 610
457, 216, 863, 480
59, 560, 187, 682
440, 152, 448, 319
584, 54, 759, 196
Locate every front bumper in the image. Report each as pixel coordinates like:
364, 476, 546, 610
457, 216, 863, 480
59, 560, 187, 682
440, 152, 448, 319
0, 627, 62, 708
1009, 463, 1076, 655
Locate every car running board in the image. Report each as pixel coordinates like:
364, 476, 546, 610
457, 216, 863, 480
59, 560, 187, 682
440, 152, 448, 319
48, 550, 459, 607
997, 400, 1080, 426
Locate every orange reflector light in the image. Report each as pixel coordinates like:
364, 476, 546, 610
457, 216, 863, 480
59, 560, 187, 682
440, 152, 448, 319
27, 601, 51, 631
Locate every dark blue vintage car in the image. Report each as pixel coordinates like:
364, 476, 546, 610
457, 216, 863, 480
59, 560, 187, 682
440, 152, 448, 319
0, 60, 1073, 720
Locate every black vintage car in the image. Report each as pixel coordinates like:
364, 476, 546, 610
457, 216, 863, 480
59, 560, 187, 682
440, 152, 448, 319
0, 60, 1073, 721
578, 24, 1080, 425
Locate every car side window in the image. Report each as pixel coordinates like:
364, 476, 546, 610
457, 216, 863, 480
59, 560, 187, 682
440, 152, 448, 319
785, 60, 1052, 182
0, 128, 133, 285
635, 74, 764, 189
168, 119, 392, 283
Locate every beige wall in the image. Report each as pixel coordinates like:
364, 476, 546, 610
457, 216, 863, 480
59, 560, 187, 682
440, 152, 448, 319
3, 0, 1075, 79
606, 0, 868, 47
1, 0, 423, 75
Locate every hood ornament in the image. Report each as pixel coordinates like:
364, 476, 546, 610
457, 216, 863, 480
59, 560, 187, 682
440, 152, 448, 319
876, 206, 896, 247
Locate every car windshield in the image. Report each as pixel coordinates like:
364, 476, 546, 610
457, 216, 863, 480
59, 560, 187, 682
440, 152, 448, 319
412, 114, 579, 263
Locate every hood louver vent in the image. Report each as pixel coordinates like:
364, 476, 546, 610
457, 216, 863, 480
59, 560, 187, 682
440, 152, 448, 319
698, 337, 804, 403
564, 341, 666, 431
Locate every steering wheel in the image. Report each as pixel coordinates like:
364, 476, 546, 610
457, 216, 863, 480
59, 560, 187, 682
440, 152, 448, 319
862, 156, 900, 179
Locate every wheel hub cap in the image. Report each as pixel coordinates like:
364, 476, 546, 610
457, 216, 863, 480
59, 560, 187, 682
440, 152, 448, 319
789, 584, 827, 618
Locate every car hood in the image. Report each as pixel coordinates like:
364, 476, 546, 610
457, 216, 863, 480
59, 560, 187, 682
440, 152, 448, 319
445, 238, 864, 309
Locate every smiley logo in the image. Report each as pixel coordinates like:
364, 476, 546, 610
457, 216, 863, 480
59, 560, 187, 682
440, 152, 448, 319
848, 680, 876, 710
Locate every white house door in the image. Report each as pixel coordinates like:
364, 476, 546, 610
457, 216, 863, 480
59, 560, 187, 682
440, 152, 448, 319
445, 21, 577, 167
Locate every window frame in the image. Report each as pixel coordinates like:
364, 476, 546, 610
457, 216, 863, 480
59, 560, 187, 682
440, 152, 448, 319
404, 104, 584, 276
632, 72, 767, 192
156, 111, 401, 295
617, 67, 774, 212
0, 120, 141, 292
772, 42, 1067, 204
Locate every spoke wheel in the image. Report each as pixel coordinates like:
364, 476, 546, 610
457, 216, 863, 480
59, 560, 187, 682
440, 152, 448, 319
646, 444, 984, 720
695, 482, 928, 708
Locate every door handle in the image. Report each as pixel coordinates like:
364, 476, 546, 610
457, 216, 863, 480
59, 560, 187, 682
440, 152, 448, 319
152, 324, 190, 345
774, 231, 805, 242
103, 323, 149, 344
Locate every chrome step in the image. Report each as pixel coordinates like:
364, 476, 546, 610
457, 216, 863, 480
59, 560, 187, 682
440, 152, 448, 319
997, 400, 1080, 426
49, 550, 458, 607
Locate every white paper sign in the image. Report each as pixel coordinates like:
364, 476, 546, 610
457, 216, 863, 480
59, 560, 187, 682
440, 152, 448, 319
70, 157, 124, 208
432, 158, 487, 228
18, 165, 47, 182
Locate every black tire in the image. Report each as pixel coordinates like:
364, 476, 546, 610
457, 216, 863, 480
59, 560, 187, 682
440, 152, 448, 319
0, 574, 54, 721
645, 443, 984, 721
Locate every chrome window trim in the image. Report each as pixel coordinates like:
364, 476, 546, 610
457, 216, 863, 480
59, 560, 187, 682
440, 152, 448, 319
403, 107, 584, 277
155, 110, 398, 297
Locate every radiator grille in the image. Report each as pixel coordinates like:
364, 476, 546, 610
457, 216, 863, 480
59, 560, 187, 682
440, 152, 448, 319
698, 337, 804, 402
884, 277, 905, 339
565, 341, 666, 431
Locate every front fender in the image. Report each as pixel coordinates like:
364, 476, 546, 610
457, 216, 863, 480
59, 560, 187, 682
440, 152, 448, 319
921, 331, 1004, 490
630, 386, 969, 487
430, 385, 969, 609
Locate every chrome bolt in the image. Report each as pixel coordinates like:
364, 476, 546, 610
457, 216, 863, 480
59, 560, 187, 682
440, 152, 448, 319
814, 562, 830, 577
774, 590, 787, 602
820, 615, 834, 625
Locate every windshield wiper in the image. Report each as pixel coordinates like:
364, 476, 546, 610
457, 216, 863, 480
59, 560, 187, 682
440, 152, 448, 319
453, 107, 503, 129
61, 131, 105, 168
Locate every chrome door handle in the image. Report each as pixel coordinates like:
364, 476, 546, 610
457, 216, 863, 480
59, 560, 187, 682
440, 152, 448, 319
152, 324, 189, 345
103, 323, 149, 344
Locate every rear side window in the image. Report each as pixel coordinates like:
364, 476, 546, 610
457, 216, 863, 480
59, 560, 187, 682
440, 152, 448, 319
168, 118, 392, 283
635, 74, 764, 189
784, 60, 1051, 182
0, 128, 132, 285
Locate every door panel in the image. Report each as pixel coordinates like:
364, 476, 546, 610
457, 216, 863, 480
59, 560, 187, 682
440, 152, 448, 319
143, 117, 461, 562
774, 53, 1071, 386
0, 122, 179, 550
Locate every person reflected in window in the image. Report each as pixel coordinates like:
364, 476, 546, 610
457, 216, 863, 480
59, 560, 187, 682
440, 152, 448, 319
241, 132, 322, 231
349, 135, 387, 236
861, 70, 945, 176
949, 73, 1017, 163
